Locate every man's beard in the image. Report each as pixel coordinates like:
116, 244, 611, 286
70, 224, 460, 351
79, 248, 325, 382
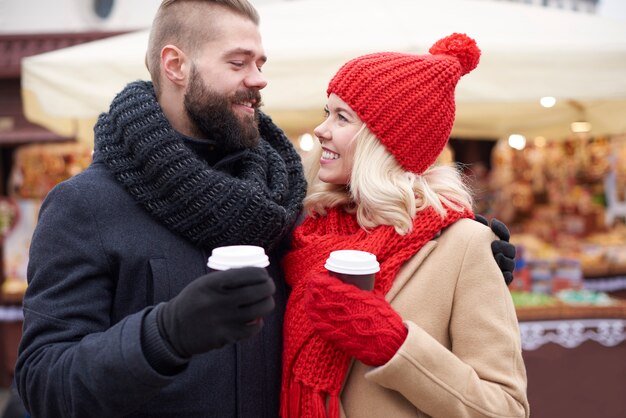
184, 67, 262, 152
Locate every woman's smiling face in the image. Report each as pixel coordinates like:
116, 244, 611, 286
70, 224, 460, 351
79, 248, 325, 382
313, 94, 363, 185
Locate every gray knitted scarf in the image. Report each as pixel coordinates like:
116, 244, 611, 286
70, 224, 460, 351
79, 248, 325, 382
94, 80, 307, 250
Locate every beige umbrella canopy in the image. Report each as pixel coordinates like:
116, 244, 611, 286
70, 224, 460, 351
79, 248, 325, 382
22, 0, 626, 143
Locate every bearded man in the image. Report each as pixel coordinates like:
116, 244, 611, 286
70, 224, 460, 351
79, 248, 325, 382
15, 1, 306, 416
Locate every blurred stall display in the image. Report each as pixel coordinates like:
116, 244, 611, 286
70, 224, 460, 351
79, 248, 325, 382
0, 198, 19, 240
552, 258, 584, 292
513, 225, 626, 279
488, 134, 626, 293
1, 142, 92, 302
2, 200, 39, 302
512, 288, 626, 322
490, 135, 624, 239
604, 140, 626, 225
528, 259, 553, 294
8, 142, 92, 199
0, 197, 23, 302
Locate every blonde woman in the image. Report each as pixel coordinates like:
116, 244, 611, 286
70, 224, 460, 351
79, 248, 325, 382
280, 33, 529, 418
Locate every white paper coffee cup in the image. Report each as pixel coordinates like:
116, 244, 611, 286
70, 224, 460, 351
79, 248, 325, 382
325, 250, 379, 291
207, 245, 270, 271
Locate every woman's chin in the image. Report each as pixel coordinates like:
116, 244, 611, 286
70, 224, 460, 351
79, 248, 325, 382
318, 171, 349, 185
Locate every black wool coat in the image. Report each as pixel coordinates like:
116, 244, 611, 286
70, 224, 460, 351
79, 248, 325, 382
15, 152, 289, 417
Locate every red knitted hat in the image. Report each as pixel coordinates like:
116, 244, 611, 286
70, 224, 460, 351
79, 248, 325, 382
327, 33, 481, 174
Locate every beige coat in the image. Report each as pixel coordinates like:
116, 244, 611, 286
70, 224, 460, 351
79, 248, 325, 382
339, 218, 530, 418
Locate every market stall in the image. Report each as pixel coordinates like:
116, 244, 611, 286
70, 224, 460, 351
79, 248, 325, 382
483, 133, 626, 418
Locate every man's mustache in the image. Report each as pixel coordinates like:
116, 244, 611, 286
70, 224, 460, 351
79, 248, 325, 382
232, 90, 263, 109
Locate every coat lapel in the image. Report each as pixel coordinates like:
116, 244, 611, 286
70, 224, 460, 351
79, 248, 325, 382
385, 240, 438, 302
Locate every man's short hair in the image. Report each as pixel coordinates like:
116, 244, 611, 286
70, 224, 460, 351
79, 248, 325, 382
146, 0, 260, 96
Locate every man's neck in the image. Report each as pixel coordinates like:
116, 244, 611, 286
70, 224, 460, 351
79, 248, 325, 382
159, 89, 197, 139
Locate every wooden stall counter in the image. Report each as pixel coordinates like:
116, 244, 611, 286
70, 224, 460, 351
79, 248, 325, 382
516, 302, 626, 418
0, 305, 23, 388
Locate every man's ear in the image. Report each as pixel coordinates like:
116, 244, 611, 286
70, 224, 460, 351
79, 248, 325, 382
161, 45, 189, 87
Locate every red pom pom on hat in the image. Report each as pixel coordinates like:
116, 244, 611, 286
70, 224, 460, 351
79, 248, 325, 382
429, 33, 481, 76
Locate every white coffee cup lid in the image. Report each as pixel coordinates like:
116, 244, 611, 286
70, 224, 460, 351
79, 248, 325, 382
324, 250, 380, 275
207, 245, 269, 270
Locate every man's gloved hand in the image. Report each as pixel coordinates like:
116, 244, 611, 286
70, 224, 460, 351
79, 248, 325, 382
475, 214, 516, 286
306, 274, 407, 367
158, 267, 275, 357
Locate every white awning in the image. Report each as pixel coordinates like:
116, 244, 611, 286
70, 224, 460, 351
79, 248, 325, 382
21, 0, 626, 142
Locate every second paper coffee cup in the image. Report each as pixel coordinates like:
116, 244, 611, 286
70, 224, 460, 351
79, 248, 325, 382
207, 245, 269, 271
325, 250, 379, 291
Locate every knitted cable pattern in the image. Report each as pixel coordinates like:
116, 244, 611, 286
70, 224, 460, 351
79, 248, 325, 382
280, 206, 474, 418
94, 81, 307, 250
306, 274, 407, 367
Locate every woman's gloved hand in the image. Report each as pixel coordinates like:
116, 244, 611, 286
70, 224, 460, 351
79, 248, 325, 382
158, 267, 275, 357
475, 214, 516, 285
306, 274, 407, 367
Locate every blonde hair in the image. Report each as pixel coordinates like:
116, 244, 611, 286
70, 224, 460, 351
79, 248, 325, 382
304, 127, 473, 235
146, 0, 260, 96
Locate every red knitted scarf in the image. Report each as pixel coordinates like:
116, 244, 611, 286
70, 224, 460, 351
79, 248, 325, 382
280, 205, 473, 418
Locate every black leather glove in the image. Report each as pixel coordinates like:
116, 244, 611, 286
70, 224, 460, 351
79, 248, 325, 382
475, 214, 516, 286
158, 267, 276, 357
